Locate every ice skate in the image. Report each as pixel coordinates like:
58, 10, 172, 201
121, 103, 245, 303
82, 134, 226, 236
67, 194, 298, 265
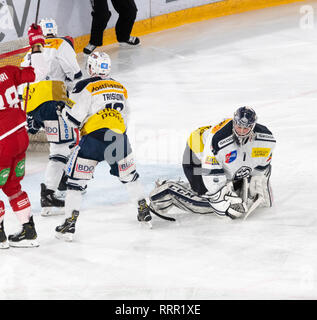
55, 210, 79, 242
0, 221, 9, 249
137, 199, 152, 228
8, 217, 39, 248
40, 183, 65, 216
83, 43, 96, 55
119, 36, 140, 47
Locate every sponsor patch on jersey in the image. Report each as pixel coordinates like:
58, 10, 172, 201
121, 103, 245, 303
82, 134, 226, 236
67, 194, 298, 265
218, 135, 234, 148
225, 150, 237, 163
251, 148, 271, 158
256, 133, 275, 141
0, 168, 10, 186
205, 156, 219, 165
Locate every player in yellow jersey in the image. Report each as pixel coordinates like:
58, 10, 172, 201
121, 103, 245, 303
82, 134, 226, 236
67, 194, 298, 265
55, 52, 151, 241
20, 18, 83, 216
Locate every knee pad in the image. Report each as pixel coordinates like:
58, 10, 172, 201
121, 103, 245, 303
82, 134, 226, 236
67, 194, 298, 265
0, 201, 5, 218
118, 170, 139, 184
9, 191, 30, 212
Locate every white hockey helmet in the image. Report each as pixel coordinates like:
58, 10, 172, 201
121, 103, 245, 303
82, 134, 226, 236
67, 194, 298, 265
39, 18, 58, 37
86, 52, 111, 78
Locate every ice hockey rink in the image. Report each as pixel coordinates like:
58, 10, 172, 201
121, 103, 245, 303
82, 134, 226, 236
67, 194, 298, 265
1, 1, 317, 300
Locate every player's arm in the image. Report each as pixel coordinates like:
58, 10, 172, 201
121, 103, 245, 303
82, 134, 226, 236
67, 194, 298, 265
201, 134, 227, 195
61, 84, 91, 128
58, 40, 82, 83
17, 24, 48, 85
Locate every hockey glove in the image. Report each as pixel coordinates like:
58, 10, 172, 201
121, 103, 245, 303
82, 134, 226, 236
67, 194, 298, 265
204, 182, 245, 219
27, 114, 42, 135
28, 24, 45, 47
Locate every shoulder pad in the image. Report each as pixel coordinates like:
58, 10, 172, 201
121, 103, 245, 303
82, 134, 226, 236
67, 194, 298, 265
72, 77, 101, 94
254, 124, 276, 142
212, 120, 234, 154
61, 37, 74, 49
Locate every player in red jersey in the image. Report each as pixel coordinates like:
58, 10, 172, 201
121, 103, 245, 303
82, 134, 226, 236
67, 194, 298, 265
0, 24, 48, 248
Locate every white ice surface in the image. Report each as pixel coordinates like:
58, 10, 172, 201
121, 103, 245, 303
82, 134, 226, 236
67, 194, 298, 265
1, 2, 317, 300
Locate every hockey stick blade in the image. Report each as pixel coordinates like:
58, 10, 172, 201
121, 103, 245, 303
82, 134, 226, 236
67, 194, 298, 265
149, 206, 176, 222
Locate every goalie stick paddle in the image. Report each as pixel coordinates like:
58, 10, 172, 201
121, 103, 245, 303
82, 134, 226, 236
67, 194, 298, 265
149, 206, 176, 222
243, 194, 263, 221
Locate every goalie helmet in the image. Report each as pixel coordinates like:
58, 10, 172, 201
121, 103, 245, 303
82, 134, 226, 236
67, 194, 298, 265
232, 106, 257, 145
86, 51, 111, 78
39, 18, 58, 37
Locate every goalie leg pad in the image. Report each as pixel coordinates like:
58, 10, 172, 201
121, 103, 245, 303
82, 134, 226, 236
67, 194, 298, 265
150, 180, 214, 215
249, 165, 273, 207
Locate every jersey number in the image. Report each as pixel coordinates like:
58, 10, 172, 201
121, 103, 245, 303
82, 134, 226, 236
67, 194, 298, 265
104, 102, 124, 112
0, 85, 20, 110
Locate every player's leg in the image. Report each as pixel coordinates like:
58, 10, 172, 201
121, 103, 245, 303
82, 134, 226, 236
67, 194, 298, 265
111, 0, 139, 45
103, 129, 151, 224
40, 107, 75, 216
85, 0, 111, 53
55, 136, 99, 241
1, 130, 39, 247
0, 200, 9, 249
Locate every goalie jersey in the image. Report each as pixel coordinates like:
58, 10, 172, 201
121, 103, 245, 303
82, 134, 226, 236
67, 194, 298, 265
187, 119, 276, 194
64, 76, 129, 137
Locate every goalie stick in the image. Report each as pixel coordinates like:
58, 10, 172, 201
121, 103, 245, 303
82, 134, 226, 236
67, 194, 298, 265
149, 205, 176, 222
243, 194, 263, 221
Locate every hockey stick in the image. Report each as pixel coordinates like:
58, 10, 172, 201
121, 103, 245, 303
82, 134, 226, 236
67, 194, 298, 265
243, 194, 263, 221
23, 0, 41, 112
149, 206, 176, 222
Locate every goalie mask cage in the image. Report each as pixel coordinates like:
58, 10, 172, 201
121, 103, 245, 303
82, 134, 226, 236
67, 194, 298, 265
0, 38, 49, 152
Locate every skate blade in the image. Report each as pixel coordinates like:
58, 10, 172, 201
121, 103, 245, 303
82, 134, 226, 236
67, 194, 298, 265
41, 207, 65, 217
119, 42, 140, 48
55, 232, 74, 242
9, 239, 39, 248
0, 241, 9, 249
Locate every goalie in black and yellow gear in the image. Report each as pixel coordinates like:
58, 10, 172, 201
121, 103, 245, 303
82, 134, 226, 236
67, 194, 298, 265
149, 107, 276, 220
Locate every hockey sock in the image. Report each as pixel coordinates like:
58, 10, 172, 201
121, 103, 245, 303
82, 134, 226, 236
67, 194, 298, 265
125, 179, 146, 203
45, 160, 66, 191
9, 191, 31, 225
65, 189, 82, 218
0, 201, 5, 224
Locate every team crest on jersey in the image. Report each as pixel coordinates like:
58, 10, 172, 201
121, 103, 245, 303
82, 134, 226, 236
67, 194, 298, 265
234, 166, 252, 180
225, 150, 237, 163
